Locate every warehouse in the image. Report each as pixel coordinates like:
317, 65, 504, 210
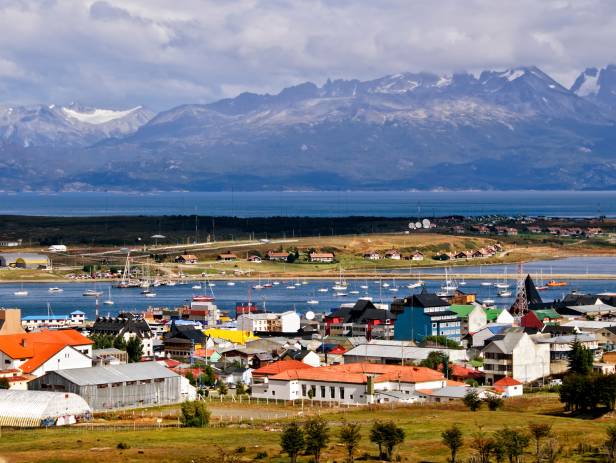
0, 389, 91, 427
29, 361, 183, 411
0, 253, 50, 269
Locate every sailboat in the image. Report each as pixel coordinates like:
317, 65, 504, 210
536, 269, 548, 291
332, 267, 348, 291
389, 278, 399, 292
440, 269, 458, 292
103, 287, 114, 305
83, 286, 103, 297
480, 266, 492, 286
495, 268, 510, 289
407, 273, 424, 289
48, 287, 63, 293
192, 282, 203, 290
253, 274, 264, 290
14, 283, 28, 296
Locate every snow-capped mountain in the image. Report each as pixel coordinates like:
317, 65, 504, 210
571, 65, 616, 109
0, 104, 153, 147
1, 65, 616, 191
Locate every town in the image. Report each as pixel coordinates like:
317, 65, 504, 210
0, 220, 615, 461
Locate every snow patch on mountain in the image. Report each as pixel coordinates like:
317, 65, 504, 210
499, 69, 526, 81
575, 73, 599, 97
62, 106, 143, 124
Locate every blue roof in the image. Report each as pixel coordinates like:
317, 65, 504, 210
487, 324, 510, 335
22, 315, 69, 321
71, 310, 85, 315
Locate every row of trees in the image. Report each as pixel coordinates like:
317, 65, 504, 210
89, 333, 143, 363
559, 339, 616, 413
281, 418, 405, 463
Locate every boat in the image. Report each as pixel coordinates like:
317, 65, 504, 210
272, 281, 280, 286
334, 292, 348, 297
192, 295, 214, 303
360, 284, 369, 290
440, 269, 458, 292
263, 283, 273, 288
350, 290, 360, 295
226, 281, 236, 286
103, 287, 114, 305
192, 283, 202, 290
317, 288, 328, 292
208, 282, 216, 287
307, 299, 319, 305
389, 287, 399, 292
14, 287, 28, 296
483, 298, 496, 305
381, 282, 390, 288
83, 289, 103, 297
48, 287, 63, 293
495, 268, 510, 289
302, 281, 309, 285
144, 291, 156, 297
332, 267, 348, 290
547, 280, 567, 287
498, 290, 512, 297
480, 281, 493, 287
286, 285, 296, 289
436, 290, 448, 297
253, 276, 265, 290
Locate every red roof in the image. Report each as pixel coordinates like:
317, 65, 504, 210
0, 329, 92, 374
329, 346, 347, 355
494, 376, 522, 387
269, 363, 444, 385
253, 359, 313, 376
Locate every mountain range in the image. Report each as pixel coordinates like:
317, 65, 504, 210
2, 65, 616, 191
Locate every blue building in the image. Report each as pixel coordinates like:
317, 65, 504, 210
391, 291, 461, 342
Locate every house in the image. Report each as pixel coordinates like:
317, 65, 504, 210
237, 311, 300, 333
29, 361, 188, 411
558, 303, 616, 318
0, 330, 93, 378
363, 251, 381, 260
391, 290, 461, 343
325, 299, 395, 340
266, 251, 291, 261
309, 252, 335, 263
470, 324, 512, 348
481, 330, 550, 384
0, 239, 22, 247
494, 377, 523, 397
406, 251, 424, 261
449, 304, 487, 336
384, 250, 401, 260
91, 348, 128, 366
343, 341, 468, 365
91, 314, 154, 357
536, 333, 599, 374
220, 347, 272, 369
280, 349, 321, 367
596, 326, 616, 351
247, 255, 262, 263
453, 251, 473, 260
21, 310, 86, 331
163, 321, 208, 357
217, 253, 238, 262
175, 254, 198, 264
526, 226, 542, 234
0, 253, 50, 269
251, 363, 447, 404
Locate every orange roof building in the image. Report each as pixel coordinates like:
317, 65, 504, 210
252, 363, 446, 404
252, 359, 313, 378
0, 329, 93, 379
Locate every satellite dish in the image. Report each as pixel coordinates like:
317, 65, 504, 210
415, 222, 422, 229
422, 219, 431, 229
305, 311, 315, 320
408, 222, 415, 229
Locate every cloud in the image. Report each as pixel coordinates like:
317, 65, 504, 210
0, 0, 615, 110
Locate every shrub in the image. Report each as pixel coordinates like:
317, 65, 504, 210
180, 400, 211, 427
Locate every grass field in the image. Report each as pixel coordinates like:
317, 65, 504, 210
0, 395, 612, 462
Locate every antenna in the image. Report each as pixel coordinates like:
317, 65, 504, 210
510, 263, 528, 316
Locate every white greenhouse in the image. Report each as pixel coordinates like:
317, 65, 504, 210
0, 390, 92, 427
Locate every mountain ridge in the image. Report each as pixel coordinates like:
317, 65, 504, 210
1, 65, 616, 191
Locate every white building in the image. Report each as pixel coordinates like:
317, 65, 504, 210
482, 330, 550, 384
468, 305, 488, 334
251, 363, 446, 404
21, 311, 86, 331
48, 245, 67, 253
237, 311, 300, 333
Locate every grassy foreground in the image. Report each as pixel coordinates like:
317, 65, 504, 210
0, 395, 612, 463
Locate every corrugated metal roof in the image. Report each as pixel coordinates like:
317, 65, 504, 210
53, 361, 178, 386
344, 342, 468, 362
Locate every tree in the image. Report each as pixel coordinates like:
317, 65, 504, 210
541, 438, 561, 463
113, 335, 126, 350
180, 400, 211, 427
0, 377, 9, 389
126, 336, 143, 363
441, 425, 463, 463
606, 425, 616, 463
235, 381, 248, 395
185, 371, 196, 386
304, 416, 329, 463
90, 333, 114, 349
484, 395, 504, 411
370, 421, 405, 461
567, 338, 593, 375
495, 427, 529, 463
217, 381, 228, 396
422, 335, 461, 349
199, 365, 216, 387
280, 421, 305, 463
471, 430, 496, 463
463, 390, 482, 412
339, 421, 361, 463
528, 423, 551, 463
419, 351, 448, 370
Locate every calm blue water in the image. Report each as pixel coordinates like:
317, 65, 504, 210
0, 191, 615, 217
2, 275, 614, 320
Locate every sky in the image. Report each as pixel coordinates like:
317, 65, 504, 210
0, 0, 615, 110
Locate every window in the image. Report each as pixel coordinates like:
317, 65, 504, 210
112, 382, 122, 388
339, 387, 345, 399
311, 385, 316, 397
330, 386, 335, 399
350, 394, 354, 400
97, 384, 108, 389
320, 386, 326, 398
302, 384, 307, 396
